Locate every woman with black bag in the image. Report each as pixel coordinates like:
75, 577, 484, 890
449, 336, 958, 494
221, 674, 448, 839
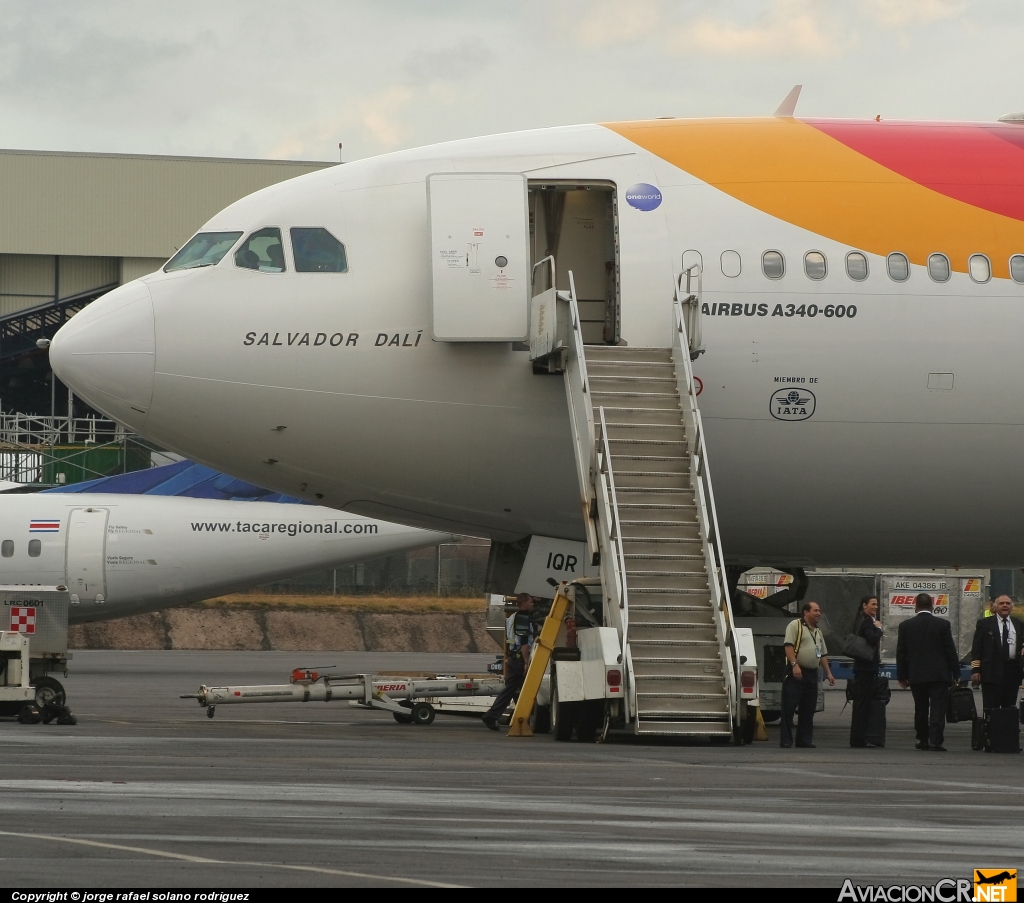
849, 596, 884, 747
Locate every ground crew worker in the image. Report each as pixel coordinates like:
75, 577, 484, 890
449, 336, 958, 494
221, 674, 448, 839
482, 593, 536, 730
780, 601, 835, 748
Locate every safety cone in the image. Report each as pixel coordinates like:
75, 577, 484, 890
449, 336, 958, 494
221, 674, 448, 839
754, 707, 768, 741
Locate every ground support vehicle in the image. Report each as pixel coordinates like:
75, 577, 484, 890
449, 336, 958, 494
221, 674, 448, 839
183, 668, 505, 725
0, 585, 75, 724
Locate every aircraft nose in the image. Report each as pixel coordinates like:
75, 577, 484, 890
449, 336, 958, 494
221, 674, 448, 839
49, 280, 156, 417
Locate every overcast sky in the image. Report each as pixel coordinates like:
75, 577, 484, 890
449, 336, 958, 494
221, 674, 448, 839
0, 0, 1021, 163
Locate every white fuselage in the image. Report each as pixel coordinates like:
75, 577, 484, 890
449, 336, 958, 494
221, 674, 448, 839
0, 494, 452, 622
48, 122, 1024, 567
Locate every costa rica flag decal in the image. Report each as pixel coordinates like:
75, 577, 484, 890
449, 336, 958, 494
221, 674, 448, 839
29, 520, 60, 532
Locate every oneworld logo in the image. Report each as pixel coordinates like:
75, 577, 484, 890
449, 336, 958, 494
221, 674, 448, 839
770, 387, 815, 421
624, 183, 662, 211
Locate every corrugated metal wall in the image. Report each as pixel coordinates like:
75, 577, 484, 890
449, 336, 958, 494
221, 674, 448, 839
0, 254, 119, 316
0, 150, 333, 258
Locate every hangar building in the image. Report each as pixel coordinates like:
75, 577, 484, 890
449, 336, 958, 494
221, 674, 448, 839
0, 148, 332, 416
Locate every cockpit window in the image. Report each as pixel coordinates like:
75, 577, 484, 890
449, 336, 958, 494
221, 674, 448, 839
291, 228, 348, 273
235, 228, 287, 273
164, 231, 242, 272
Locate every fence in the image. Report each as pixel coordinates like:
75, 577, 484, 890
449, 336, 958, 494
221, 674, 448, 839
246, 540, 491, 598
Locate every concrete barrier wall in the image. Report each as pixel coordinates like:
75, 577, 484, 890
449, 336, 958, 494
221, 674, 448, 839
69, 608, 498, 654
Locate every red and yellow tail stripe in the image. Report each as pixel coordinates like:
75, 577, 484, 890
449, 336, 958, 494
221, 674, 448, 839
605, 117, 1024, 280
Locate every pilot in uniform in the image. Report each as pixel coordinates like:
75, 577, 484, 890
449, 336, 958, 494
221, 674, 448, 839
482, 593, 536, 730
970, 594, 1024, 711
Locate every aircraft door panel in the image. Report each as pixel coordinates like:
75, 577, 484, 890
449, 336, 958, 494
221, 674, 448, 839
427, 172, 530, 342
66, 507, 108, 604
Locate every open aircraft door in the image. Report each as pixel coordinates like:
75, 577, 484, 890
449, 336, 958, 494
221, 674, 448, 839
427, 172, 530, 342
65, 507, 108, 604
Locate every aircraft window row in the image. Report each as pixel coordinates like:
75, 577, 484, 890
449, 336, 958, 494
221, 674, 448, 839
1, 540, 42, 557
734, 249, 1023, 284
165, 228, 347, 274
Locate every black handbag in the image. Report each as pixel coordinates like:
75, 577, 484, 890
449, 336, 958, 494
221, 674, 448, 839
841, 632, 875, 662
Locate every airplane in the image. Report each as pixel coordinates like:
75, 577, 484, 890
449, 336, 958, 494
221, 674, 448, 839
0, 485, 455, 623
47, 107, 1024, 573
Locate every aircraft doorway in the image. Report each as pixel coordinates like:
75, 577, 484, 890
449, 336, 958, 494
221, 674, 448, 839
529, 182, 619, 344
65, 507, 108, 604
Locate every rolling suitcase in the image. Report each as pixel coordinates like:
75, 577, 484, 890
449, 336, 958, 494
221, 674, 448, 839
864, 696, 886, 747
971, 717, 986, 751
947, 685, 977, 723
985, 707, 1022, 753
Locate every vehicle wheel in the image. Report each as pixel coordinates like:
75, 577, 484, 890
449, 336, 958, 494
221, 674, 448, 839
529, 705, 551, 734
410, 702, 435, 725
393, 712, 414, 724
551, 681, 576, 742
32, 676, 66, 709
17, 704, 42, 725
760, 709, 781, 724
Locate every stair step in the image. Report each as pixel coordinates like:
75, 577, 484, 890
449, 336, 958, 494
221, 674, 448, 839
632, 661, 723, 678
638, 698, 730, 716
589, 362, 674, 380
630, 603, 710, 610
629, 615, 715, 629
627, 570, 706, 578
621, 523, 701, 540
594, 407, 682, 425
614, 473, 690, 489
586, 346, 672, 363
627, 574, 709, 591
635, 720, 732, 736
621, 517, 699, 530
618, 501, 695, 510
637, 689, 727, 700
592, 392, 680, 409
605, 422, 686, 438
591, 374, 676, 385
630, 627, 718, 644
630, 643, 719, 661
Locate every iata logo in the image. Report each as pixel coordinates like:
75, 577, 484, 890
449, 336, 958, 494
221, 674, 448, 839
770, 388, 816, 421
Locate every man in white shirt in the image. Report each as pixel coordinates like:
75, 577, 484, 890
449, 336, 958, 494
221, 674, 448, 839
970, 594, 1024, 711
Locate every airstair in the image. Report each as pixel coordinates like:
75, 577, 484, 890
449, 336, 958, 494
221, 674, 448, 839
530, 261, 743, 738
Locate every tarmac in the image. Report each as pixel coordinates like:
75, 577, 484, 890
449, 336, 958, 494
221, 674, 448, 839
0, 650, 1021, 888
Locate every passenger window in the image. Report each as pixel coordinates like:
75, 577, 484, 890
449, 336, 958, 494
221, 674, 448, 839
887, 252, 909, 282
290, 228, 348, 273
164, 231, 243, 272
28, 539, 41, 557
969, 254, 991, 283
720, 250, 741, 278
846, 252, 869, 281
1, 540, 13, 557
1011, 255, 1024, 284
804, 251, 827, 280
762, 250, 785, 280
927, 253, 950, 283
235, 228, 286, 273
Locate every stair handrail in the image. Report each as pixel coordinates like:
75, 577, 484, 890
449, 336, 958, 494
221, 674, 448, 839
678, 267, 704, 358
560, 270, 599, 562
597, 405, 630, 633
532, 255, 556, 295
671, 286, 740, 726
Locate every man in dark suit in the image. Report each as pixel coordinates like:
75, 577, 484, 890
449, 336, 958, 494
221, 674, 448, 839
970, 594, 1024, 711
896, 592, 961, 751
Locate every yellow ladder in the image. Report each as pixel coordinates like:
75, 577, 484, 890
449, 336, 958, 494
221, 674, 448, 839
506, 584, 572, 737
